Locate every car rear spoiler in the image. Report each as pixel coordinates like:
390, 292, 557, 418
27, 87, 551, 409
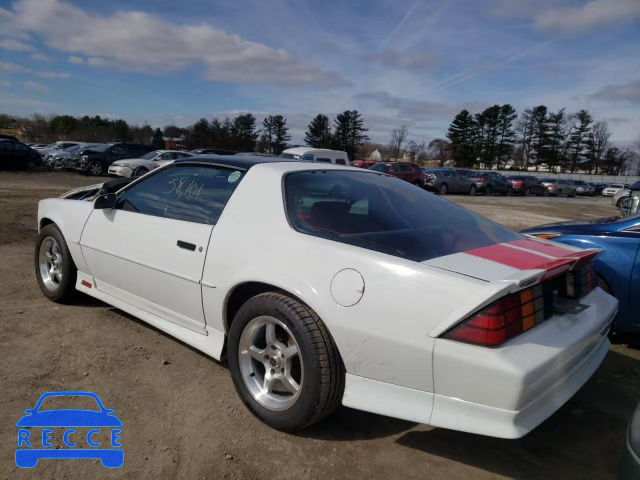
427, 247, 601, 338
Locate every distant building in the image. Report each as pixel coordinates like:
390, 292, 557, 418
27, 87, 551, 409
163, 136, 185, 150
370, 149, 381, 161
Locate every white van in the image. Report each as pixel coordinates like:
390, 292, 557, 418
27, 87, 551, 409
278, 147, 350, 165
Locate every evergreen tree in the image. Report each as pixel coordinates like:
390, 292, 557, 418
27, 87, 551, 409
304, 114, 332, 148
152, 128, 164, 149
496, 104, 517, 168
516, 108, 535, 167
260, 115, 291, 154
333, 110, 368, 160
446, 110, 476, 168
190, 118, 211, 148
477, 105, 501, 168
567, 109, 593, 172
546, 109, 568, 173
231, 113, 259, 152
530, 106, 549, 170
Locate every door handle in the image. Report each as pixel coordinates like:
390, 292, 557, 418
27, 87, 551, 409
177, 240, 196, 251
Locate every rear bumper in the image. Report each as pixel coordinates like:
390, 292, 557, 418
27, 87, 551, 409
431, 287, 617, 438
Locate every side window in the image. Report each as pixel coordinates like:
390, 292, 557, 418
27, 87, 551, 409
111, 144, 126, 155
316, 158, 332, 164
301, 154, 314, 162
0, 141, 15, 151
335, 158, 347, 165
160, 152, 174, 160
443, 170, 452, 177
14, 143, 28, 151
116, 165, 245, 225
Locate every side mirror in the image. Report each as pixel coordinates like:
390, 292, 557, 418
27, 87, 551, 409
94, 193, 117, 210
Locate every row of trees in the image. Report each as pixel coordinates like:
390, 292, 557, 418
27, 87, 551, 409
1, 110, 371, 159
444, 106, 634, 175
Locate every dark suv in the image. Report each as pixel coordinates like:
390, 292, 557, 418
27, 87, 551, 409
75, 142, 154, 176
368, 162, 426, 187
467, 171, 513, 195
507, 175, 548, 196
0, 138, 42, 170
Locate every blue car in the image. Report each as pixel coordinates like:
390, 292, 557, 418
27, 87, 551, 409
522, 214, 640, 334
15, 391, 123, 468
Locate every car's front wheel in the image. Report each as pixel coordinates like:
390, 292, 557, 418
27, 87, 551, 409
35, 224, 77, 303
228, 292, 344, 431
88, 162, 103, 176
133, 167, 148, 177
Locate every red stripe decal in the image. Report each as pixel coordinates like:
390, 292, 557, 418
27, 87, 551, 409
466, 244, 555, 270
509, 238, 577, 258
81, 280, 92, 288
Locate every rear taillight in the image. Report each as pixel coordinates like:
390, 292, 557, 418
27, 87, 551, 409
476, 176, 486, 181
443, 285, 547, 347
564, 264, 597, 298
511, 181, 522, 186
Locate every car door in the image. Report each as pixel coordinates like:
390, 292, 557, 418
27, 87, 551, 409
0, 141, 18, 168
80, 163, 246, 333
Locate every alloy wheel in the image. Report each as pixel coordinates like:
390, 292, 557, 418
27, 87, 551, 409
238, 316, 303, 411
38, 236, 63, 292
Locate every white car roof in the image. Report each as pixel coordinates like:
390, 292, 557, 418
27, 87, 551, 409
280, 147, 347, 157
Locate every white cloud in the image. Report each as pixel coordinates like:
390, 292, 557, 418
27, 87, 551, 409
8, 0, 348, 87
87, 57, 106, 66
589, 80, 640, 104
68, 55, 84, 64
363, 50, 437, 71
0, 38, 34, 51
535, 0, 640, 33
30, 53, 52, 62
23, 80, 48, 92
0, 60, 69, 79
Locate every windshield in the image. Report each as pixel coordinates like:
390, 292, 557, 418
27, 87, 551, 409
279, 153, 296, 159
37, 395, 101, 412
141, 151, 160, 160
284, 170, 521, 262
610, 184, 623, 188
90, 143, 115, 152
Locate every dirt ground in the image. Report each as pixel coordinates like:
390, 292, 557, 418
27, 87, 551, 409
1, 171, 639, 480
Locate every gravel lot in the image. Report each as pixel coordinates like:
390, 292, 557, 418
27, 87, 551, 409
1, 171, 638, 480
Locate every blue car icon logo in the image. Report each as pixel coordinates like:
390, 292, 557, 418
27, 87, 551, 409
15, 391, 123, 468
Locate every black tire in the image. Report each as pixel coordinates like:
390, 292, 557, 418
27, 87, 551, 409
569, 190, 576, 198
35, 224, 77, 303
505, 187, 513, 196
412, 180, 422, 188
469, 184, 477, 196
485, 185, 492, 196
439, 183, 448, 195
227, 292, 344, 431
524, 187, 530, 196
133, 167, 148, 177
543, 188, 550, 197
88, 162, 103, 176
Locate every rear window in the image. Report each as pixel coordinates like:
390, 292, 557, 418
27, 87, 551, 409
284, 171, 521, 262
369, 163, 390, 173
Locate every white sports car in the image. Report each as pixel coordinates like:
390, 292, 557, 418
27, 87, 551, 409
35, 156, 618, 437
108, 150, 194, 178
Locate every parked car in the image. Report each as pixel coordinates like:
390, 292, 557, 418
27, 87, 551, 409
279, 147, 350, 166
539, 178, 576, 197
422, 167, 477, 194
0, 134, 19, 141
0, 138, 42, 170
108, 150, 194, 177
612, 186, 631, 207
589, 182, 606, 195
619, 402, 640, 479
522, 213, 639, 334
44, 143, 102, 168
571, 180, 595, 196
190, 148, 236, 155
368, 162, 426, 187
507, 175, 549, 196
35, 141, 82, 158
467, 171, 513, 195
75, 142, 154, 176
351, 161, 376, 168
61, 144, 105, 171
35, 156, 616, 437
235, 152, 275, 157
603, 183, 629, 197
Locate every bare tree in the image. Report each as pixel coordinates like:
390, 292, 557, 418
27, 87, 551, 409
428, 138, 450, 166
405, 140, 418, 162
388, 125, 408, 160
587, 121, 611, 174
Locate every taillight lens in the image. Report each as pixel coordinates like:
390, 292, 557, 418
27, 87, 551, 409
476, 176, 486, 181
564, 264, 597, 298
443, 285, 548, 347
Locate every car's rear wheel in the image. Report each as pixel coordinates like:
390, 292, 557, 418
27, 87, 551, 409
439, 183, 448, 195
35, 224, 77, 303
485, 185, 492, 196
468, 184, 477, 196
227, 292, 344, 430
133, 167, 148, 177
88, 162, 103, 176
543, 188, 550, 197
569, 190, 576, 198
524, 187, 530, 196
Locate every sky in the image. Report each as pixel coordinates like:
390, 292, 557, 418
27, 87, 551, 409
0, 0, 638, 145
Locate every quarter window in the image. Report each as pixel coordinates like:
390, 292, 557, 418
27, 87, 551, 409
116, 165, 245, 225
316, 158, 332, 164
335, 158, 347, 165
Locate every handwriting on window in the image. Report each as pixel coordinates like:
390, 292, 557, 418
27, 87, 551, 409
164, 177, 204, 199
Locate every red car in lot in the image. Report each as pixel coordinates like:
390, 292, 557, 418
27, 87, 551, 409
368, 162, 426, 187
351, 161, 376, 169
